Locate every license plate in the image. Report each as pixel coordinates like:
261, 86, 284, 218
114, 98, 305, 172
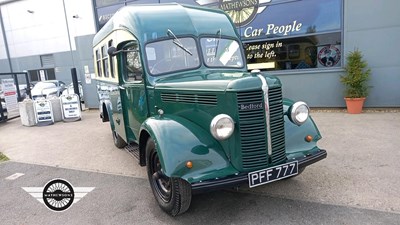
248, 161, 298, 188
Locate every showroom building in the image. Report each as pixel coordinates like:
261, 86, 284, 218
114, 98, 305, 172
0, 0, 399, 108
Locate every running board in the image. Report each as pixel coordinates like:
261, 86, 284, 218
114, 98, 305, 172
125, 144, 139, 160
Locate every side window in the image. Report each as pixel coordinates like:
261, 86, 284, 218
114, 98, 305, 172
124, 44, 142, 82
96, 49, 102, 77
108, 40, 115, 78
102, 46, 109, 77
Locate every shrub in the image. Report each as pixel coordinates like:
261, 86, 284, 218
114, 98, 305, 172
340, 49, 371, 98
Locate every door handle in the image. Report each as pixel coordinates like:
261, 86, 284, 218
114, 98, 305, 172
119, 86, 125, 90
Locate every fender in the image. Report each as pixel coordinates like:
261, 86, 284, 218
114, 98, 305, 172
101, 99, 114, 127
283, 98, 322, 155
140, 114, 239, 183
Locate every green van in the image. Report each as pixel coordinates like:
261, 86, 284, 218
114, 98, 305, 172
93, 4, 327, 216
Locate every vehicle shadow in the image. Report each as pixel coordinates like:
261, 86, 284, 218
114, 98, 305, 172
169, 186, 399, 225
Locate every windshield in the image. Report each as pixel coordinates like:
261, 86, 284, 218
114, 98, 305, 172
145, 37, 200, 75
200, 38, 244, 68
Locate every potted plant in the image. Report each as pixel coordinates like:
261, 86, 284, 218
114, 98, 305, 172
340, 49, 371, 114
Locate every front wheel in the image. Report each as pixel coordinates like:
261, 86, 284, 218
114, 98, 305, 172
146, 138, 191, 216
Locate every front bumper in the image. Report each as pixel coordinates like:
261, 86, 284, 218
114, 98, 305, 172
191, 149, 327, 194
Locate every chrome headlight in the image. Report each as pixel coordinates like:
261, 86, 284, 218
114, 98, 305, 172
210, 114, 234, 140
290, 101, 309, 126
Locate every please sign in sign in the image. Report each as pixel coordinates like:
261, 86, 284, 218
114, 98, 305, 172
60, 94, 81, 121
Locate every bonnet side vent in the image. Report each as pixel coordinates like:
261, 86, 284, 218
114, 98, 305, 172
161, 93, 217, 106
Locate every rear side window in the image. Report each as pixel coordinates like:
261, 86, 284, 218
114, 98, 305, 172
102, 46, 109, 77
96, 49, 102, 77
108, 40, 115, 78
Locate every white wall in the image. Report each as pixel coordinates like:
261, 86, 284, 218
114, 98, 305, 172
344, 0, 400, 106
0, 19, 6, 59
0, 0, 96, 59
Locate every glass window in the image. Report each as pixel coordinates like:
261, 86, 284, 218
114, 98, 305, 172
97, 3, 124, 29
124, 44, 142, 81
96, 50, 102, 77
200, 38, 244, 68
96, 0, 124, 8
108, 40, 115, 78
102, 46, 109, 77
245, 32, 341, 71
145, 37, 200, 75
239, 0, 342, 40
126, 0, 158, 5
237, 0, 342, 71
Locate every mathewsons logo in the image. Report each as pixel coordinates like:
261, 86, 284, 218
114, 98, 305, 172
22, 179, 95, 212
219, 0, 259, 27
196, 0, 272, 27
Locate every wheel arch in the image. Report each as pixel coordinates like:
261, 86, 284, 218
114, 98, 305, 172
138, 129, 150, 166
139, 115, 236, 183
100, 100, 111, 123
283, 98, 322, 154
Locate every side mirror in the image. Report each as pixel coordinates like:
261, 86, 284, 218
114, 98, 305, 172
108, 46, 117, 57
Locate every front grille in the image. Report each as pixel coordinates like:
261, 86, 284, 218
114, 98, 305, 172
237, 87, 286, 170
237, 90, 268, 170
161, 93, 217, 106
268, 87, 286, 164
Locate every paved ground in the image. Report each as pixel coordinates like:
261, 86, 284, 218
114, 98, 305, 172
1, 109, 400, 224
1, 161, 400, 225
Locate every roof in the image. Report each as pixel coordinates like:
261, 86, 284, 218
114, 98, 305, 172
93, 3, 239, 46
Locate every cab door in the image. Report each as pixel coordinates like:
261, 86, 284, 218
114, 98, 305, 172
120, 42, 148, 143
105, 41, 127, 143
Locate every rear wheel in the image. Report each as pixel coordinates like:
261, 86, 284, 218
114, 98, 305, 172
112, 130, 127, 148
146, 138, 191, 216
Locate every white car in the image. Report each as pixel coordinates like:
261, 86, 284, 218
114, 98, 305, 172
62, 81, 84, 102
31, 80, 66, 100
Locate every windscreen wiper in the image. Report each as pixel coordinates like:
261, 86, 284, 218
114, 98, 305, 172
214, 29, 221, 58
167, 29, 193, 56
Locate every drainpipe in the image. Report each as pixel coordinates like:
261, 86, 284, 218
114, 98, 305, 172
0, 7, 13, 72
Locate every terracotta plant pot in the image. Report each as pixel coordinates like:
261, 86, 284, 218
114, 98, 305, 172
344, 97, 366, 114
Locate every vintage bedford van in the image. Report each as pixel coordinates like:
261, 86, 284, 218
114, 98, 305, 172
93, 4, 327, 216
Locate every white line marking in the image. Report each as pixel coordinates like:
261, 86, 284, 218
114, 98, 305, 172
5, 173, 24, 180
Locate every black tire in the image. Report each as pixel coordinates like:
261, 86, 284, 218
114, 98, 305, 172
146, 138, 191, 216
112, 130, 127, 148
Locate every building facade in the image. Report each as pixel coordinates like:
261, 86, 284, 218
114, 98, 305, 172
0, 0, 399, 108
